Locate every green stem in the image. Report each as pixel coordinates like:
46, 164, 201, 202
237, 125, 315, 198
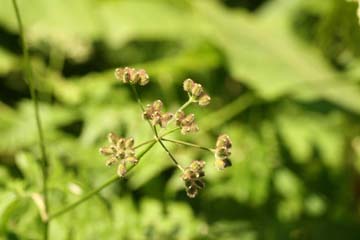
48, 175, 119, 220
12, 0, 50, 239
49, 142, 156, 220
133, 139, 156, 149
130, 85, 145, 111
157, 138, 184, 171
161, 138, 214, 153
159, 127, 181, 138
177, 97, 194, 113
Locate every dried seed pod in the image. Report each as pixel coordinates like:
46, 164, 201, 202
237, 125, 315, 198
160, 112, 173, 128
215, 158, 232, 170
116, 138, 126, 150
137, 69, 149, 86
198, 94, 211, 106
191, 83, 204, 97
114, 67, 149, 86
99, 147, 113, 156
125, 137, 134, 149
181, 160, 206, 198
152, 100, 163, 111
117, 162, 127, 177
106, 157, 118, 166
183, 78, 194, 92
108, 132, 119, 145
216, 134, 232, 149
100, 132, 139, 177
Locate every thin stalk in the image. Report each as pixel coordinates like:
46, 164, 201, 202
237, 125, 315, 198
12, 0, 50, 239
49, 142, 156, 220
130, 85, 145, 111
133, 139, 156, 149
157, 139, 184, 171
159, 127, 181, 138
162, 138, 214, 153
49, 174, 118, 220
177, 97, 193, 113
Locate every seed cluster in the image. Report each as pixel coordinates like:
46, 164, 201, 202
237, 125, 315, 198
114, 67, 149, 86
214, 134, 232, 170
183, 79, 211, 106
100, 67, 233, 197
181, 160, 206, 198
175, 111, 199, 135
99, 133, 138, 177
143, 100, 173, 128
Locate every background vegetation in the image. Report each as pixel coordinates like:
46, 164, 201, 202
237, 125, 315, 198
1, 0, 360, 239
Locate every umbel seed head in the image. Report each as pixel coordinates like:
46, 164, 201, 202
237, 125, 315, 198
181, 160, 206, 198
214, 134, 232, 170
99, 132, 139, 177
115, 67, 149, 86
182, 79, 211, 106
143, 100, 173, 128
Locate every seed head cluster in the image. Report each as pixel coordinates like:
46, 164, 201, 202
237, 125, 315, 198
214, 134, 232, 170
99, 132, 138, 177
99, 67, 233, 197
175, 111, 199, 135
115, 67, 149, 86
183, 79, 211, 106
181, 160, 206, 198
143, 100, 173, 128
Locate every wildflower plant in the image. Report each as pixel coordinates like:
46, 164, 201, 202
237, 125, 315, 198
100, 67, 233, 198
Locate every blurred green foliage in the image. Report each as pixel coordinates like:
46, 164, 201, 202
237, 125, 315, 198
1, 0, 360, 239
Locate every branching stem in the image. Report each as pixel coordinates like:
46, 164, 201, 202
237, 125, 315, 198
130, 86, 184, 171
162, 138, 214, 153
49, 142, 155, 220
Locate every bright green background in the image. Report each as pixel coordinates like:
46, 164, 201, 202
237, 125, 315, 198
1, 0, 360, 239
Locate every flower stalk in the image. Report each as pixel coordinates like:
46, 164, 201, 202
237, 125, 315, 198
12, 0, 50, 239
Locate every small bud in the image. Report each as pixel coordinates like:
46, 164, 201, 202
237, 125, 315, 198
190, 160, 205, 171
215, 158, 232, 170
182, 114, 195, 125
186, 186, 198, 198
160, 112, 173, 128
125, 67, 135, 83
151, 114, 161, 126
191, 83, 204, 97
108, 132, 119, 144
198, 94, 211, 106
152, 100, 163, 111
117, 162, 127, 177
125, 137, 134, 149
137, 69, 149, 86
183, 78, 194, 92
99, 147, 113, 156
216, 134, 232, 149
114, 67, 150, 86
114, 68, 125, 81
106, 157, 118, 166
116, 138, 126, 150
